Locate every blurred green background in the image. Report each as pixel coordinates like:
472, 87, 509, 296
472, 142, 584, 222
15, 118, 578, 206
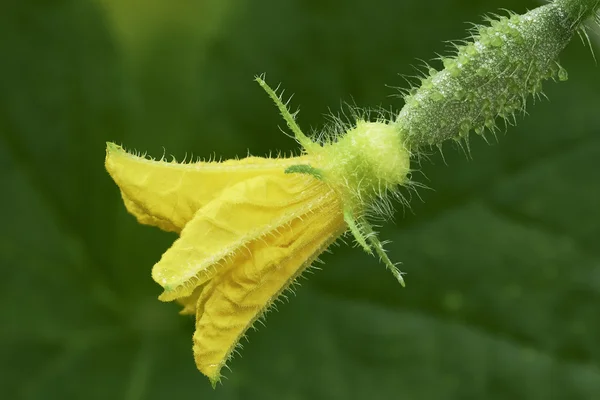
1, 0, 599, 399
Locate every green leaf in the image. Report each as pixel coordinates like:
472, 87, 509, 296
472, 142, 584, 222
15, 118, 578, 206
1, 0, 599, 399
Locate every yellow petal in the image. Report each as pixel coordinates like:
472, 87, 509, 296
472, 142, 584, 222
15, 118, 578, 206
152, 172, 330, 300
192, 192, 345, 384
104, 142, 311, 232
176, 284, 205, 315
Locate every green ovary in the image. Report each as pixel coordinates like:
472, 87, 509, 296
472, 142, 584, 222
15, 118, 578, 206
396, 2, 577, 147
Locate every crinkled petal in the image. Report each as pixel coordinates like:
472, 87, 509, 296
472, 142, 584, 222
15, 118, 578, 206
191, 193, 345, 384
176, 284, 205, 315
105, 142, 311, 232
152, 173, 330, 300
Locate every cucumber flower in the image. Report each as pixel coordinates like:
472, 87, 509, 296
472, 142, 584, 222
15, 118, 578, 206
105, 77, 411, 384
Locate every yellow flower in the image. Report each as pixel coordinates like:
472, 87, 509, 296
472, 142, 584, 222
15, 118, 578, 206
105, 77, 411, 385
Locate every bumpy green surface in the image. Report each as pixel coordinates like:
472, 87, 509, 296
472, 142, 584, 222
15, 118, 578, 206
1, 0, 599, 399
398, 2, 574, 147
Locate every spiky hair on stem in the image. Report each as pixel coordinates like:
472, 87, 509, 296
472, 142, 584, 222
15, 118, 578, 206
394, 0, 600, 152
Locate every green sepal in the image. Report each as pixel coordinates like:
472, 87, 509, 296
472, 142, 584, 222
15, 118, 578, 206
285, 164, 324, 180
